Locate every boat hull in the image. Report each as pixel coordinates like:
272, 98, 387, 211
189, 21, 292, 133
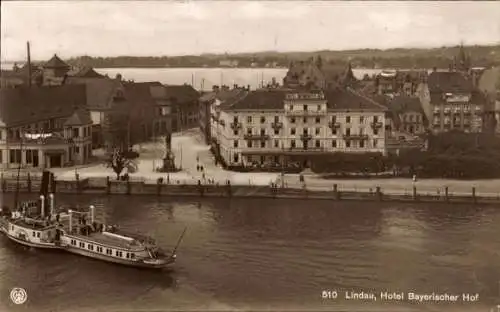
3, 232, 61, 249
64, 245, 175, 269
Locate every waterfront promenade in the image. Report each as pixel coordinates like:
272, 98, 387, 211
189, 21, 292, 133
2, 129, 499, 200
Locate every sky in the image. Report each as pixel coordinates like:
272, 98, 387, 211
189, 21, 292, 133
1, 1, 500, 61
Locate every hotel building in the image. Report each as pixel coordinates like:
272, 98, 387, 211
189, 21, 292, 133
208, 87, 388, 168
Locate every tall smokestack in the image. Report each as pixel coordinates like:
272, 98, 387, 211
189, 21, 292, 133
27, 41, 32, 87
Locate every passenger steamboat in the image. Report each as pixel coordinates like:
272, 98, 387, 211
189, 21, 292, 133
0, 171, 185, 269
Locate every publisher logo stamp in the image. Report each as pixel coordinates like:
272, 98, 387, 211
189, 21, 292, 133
10, 287, 27, 305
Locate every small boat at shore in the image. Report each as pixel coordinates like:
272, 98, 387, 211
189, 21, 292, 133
1, 171, 186, 269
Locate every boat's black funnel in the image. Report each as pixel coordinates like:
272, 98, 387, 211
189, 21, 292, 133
39, 170, 51, 217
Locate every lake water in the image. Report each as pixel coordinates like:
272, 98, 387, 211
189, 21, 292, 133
1, 193, 499, 312
96, 67, 385, 91
1, 63, 386, 91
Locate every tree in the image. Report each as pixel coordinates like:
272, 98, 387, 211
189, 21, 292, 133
106, 149, 139, 180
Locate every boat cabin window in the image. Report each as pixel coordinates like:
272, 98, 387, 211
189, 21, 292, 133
37, 232, 40, 238
79, 242, 85, 248
88, 244, 94, 251
106, 249, 112, 255
32, 231, 35, 237
71, 240, 76, 245
115, 250, 123, 257
130, 253, 135, 259
96, 246, 103, 253
126, 253, 130, 259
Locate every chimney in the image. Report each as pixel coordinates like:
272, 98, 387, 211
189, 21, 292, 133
27, 41, 32, 87
432, 67, 437, 72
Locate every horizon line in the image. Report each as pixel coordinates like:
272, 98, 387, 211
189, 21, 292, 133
2, 42, 500, 63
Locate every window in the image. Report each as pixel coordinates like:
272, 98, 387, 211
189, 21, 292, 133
315, 140, 320, 148
88, 244, 94, 251
233, 140, 239, 148
274, 128, 279, 135
315, 128, 320, 135
290, 105, 294, 111
260, 129, 266, 136
247, 116, 252, 123
373, 139, 378, 148
260, 141, 265, 148
359, 128, 364, 135
291, 117, 296, 124
274, 140, 279, 148
315, 117, 320, 124
291, 128, 296, 135
106, 249, 112, 255
274, 116, 279, 122
360, 116, 364, 123
72, 128, 79, 138
331, 116, 336, 123
260, 116, 266, 124
233, 116, 238, 123
303, 128, 308, 135
346, 141, 351, 148
303, 105, 308, 111
303, 117, 307, 123
317, 105, 321, 111
332, 140, 337, 148
373, 116, 379, 123
373, 129, 379, 135
126, 253, 130, 259
233, 130, 239, 136
247, 128, 252, 135
346, 128, 351, 136
37, 232, 40, 238
233, 154, 239, 163
360, 140, 365, 148
291, 140, 296, 148
130, 253, 135, 259
346, 116, 351, 123
332, 128, 337, 135
80, 242, 85, 248
9, 149, 21, 163
247, 140, 252, 148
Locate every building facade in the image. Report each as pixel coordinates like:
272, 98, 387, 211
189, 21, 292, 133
208, 88, 387, 168
418, 71, 486, 133
0, 85, 92, 169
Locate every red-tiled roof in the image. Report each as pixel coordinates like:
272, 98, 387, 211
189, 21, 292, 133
0, 85, 86, 127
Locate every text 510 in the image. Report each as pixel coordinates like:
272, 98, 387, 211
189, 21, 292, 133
322, 290, 338, 299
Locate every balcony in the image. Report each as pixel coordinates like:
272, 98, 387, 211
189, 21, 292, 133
300, 133, 312, 141
343, 134, 369, 140
328, 121, 341, 129
371, 121, 383, 128
230, 121, 242, 130
244, 134, 270, 141
271, 122, 283, 131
